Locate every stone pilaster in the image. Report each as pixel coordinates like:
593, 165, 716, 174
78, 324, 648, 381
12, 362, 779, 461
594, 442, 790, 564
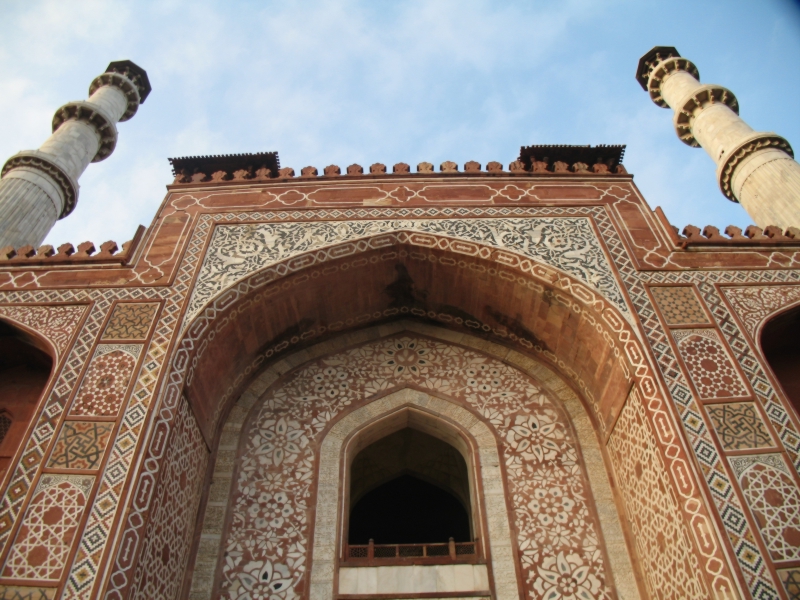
0, 61, 150, 249
637, 46, 800, 229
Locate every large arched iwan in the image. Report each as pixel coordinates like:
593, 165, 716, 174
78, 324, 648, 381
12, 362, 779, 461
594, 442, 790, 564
118, 235, 739, 600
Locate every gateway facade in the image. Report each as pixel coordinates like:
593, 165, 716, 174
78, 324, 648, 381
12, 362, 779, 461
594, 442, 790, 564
0, 49, 798, 599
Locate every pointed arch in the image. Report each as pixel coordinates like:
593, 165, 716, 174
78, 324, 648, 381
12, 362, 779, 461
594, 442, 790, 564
183, 325, 643, 600
0, 318, 54, 483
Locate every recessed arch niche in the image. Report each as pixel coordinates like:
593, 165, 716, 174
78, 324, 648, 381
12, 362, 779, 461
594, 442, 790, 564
346, 423, 473, 545
184, 323, 641, 600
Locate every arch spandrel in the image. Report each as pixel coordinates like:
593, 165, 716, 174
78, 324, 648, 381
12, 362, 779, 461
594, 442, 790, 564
195, 331, 639, 600
183, 217, 633, 327
0, 304, 87, 363
179, 233, 637, 446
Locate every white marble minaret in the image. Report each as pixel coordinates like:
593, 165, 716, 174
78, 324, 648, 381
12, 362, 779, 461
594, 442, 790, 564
0, 61, 150, 249
638, 47, 800, 230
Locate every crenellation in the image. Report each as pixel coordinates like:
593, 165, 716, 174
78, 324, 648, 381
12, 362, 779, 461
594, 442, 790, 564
0, 224, 145, 266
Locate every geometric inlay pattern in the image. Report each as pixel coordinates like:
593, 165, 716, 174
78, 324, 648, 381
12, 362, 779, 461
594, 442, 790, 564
46, 422, 114, 471
129, 398, 208, 600
69, 345, 141, 417
216, 335, 618, 600
674, 329, 750, 399
1, 475, 93, 581
102, 303, 159, 341
734, 455, 800, 562
186, 217, 631, 325
706, 403, 773, 450
607, 386, 708, 599
0, 586, 56, 599
651, 285, 710, 325
779, 568, 800, 600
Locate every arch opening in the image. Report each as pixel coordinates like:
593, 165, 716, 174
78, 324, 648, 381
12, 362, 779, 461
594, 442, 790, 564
0, 319, 53, 480
761, 305, 800, 412
348, 427, 472, 545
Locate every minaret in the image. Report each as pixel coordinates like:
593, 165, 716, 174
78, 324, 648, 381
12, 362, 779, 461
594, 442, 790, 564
0, 61, 151, 249
637, 47, 800, 229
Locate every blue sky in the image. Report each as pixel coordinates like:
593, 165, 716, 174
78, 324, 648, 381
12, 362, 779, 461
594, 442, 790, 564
1, 0, 799, 248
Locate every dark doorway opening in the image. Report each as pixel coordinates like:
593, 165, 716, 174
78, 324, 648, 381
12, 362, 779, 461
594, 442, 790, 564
348, 474, 470, 544
348, 427, 472, 545
0, 321, 52, 479
761, 306, 800, 414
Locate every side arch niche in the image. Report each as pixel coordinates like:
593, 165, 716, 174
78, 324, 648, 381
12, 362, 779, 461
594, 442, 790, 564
0, 318, 54, 482
760, 304, 800, 414
185, 324, 641, 600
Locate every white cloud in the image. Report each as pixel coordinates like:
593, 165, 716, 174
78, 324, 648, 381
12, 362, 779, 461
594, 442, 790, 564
0, 0, 795, 247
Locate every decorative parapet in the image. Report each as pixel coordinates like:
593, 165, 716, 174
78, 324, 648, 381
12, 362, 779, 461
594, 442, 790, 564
0, 225, 145, 266
51, 101, 118, 163
168, 148, 629, 186
0, 150, 79, 218
518, 144, 626, 173
654, 207, 800, 248
718, 133, 794, 201
169, 152, 280, 183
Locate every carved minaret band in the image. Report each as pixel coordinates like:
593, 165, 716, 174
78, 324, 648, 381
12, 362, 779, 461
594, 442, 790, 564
0, 60, 151, 249
637, 46, 800, 229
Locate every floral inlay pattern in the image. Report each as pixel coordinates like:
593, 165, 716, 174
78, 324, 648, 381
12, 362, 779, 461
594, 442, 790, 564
188, 217, 629, 324
218, 335, 612, 600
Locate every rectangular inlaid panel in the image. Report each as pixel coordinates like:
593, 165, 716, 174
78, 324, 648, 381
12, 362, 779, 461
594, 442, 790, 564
46, 422, 114, 470
651, 286, 710, 326
2, 475, 93, 581
69, 344, 141, 417
673, 329, 750, 400
779, 568, 800, 600
731, 455, 800, 562
0, 586, 56, 599
102, 303, 158, 341
706, 402, 773, 450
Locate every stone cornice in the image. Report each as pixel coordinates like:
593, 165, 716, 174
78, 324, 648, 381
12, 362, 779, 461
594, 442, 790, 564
717, 132, 794, 201
673, 84, 739, 147
645, 56, 700, 108
518, 144, 625, 173
1, 150, 78, 217
169, 152, 281, 182
89, 71, 141, 121
51, 101, 118, 162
